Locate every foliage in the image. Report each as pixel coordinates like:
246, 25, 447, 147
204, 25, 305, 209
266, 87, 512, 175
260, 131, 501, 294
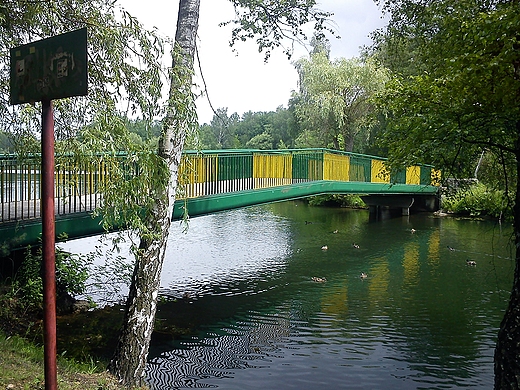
373, 0, 520, 179
0, 131, 14, 152
294, 128, 323, 149
11, 247, 90, 310
196, 106, 300, 150
0, 0, 166, 152
442, 182, 510, 219
245, 131, 273, 149
194, 108, 240, 149
222, 0, 335, 60
308, 194, 366, 208
476, 150, 517, 192
293, 50, 389, 152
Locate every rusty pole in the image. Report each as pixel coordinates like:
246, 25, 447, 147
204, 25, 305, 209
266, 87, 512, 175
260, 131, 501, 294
41, 99, 57, 390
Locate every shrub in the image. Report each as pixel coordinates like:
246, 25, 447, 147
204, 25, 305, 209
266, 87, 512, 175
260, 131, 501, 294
12, 247, 90, 310
308, 194, 366, 208
442, 182, 510, 219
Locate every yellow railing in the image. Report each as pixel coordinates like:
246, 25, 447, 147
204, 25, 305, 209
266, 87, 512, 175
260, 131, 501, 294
0, 149, 440, 223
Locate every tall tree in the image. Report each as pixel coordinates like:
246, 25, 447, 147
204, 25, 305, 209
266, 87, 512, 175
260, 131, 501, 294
0, 1, 164, 148
372, 0, 520, 388
107, 0, 200, 384
108, 0, 335, 386
204, 107, 240, 149
294, 51, 389, 152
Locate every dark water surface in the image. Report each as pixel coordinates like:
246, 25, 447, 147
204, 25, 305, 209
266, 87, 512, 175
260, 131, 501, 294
146, 202, 513, 390
64, 201, 514, 389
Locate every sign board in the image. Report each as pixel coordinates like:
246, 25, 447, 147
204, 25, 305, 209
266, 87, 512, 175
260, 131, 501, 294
10, 28, 88, 105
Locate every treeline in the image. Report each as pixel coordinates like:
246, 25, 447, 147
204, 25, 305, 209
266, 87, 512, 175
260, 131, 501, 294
192, 107, 298, 151
0, 38, 389, 157
189, 39, 388, 155
188, 104, 384, 156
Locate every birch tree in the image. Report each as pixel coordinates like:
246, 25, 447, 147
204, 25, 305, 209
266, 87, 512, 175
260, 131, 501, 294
107, 0, 200, 385
107, 0, 335, 386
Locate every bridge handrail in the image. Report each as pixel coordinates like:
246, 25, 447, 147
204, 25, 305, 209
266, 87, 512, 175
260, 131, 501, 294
0, 149, 440, 224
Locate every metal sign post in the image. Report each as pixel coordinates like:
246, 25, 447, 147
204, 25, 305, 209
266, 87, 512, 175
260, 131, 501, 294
10, 28, 88, 390
41, 99, 57, 390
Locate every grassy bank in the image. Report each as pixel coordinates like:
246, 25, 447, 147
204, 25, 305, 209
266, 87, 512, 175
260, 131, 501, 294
0, 331, 124, 390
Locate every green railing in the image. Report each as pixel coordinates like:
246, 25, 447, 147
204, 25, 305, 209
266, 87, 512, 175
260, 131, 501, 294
0, 148, 440, 225
0, 154, 109, 223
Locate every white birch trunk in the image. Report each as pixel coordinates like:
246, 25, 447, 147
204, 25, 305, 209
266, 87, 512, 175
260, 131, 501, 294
108, 0, 200, 386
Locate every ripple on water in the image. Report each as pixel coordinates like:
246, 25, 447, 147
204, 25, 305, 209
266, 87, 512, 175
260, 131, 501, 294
62, 205, 512, 389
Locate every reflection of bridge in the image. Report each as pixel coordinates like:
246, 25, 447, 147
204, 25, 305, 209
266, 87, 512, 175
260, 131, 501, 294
0, 148, 440, 252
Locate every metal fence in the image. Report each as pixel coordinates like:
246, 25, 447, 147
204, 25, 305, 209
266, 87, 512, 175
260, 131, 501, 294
0, 149, 439, 224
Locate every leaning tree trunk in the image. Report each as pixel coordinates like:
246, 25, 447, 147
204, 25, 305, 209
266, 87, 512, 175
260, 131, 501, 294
494, 120, 520, 389
108, 0, 200, 386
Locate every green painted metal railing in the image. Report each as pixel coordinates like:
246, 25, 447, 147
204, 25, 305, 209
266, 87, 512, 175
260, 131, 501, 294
0, 148, 440, 225
178, 148, 439, 198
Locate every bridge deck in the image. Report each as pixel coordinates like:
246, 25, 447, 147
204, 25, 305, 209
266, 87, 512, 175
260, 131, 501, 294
0, 149, 440, 253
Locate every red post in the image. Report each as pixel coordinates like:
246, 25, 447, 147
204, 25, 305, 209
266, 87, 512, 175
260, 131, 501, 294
41, 99, 57, 390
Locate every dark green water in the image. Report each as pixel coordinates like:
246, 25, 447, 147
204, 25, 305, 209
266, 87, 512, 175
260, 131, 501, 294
139, 201, 513, 389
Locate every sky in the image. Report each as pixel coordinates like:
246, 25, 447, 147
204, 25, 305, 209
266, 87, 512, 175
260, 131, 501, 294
121, 0, 387, 124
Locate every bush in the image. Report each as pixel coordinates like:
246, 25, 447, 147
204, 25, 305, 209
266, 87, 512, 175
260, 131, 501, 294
11, 247, 90, 311
308, 194, 366, 208
441, 182, 510, 219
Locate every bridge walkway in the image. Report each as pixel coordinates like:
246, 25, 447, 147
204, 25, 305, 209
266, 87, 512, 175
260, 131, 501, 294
0, 148, 440, 253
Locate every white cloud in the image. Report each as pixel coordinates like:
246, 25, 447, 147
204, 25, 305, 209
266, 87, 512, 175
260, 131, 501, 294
119, 0, 387, 124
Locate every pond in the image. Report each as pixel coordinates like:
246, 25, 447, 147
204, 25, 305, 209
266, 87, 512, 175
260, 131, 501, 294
61, 201, 514, 389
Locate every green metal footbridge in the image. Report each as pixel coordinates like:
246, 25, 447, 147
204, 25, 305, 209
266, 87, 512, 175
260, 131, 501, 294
0, 148, 440, 253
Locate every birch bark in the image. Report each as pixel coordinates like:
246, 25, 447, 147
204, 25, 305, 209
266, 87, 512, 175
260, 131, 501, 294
108, 0, 200, 386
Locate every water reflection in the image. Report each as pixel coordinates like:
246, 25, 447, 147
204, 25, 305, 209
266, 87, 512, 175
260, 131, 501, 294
60, 201, 514, 389
145, 202, 513, 389
160, 207, 292, 301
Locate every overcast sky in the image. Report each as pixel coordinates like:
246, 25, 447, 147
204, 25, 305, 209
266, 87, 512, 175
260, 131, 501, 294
121, 0, 387, 124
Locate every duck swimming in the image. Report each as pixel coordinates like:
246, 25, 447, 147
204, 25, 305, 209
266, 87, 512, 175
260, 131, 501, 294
466, 259, 477, 266
321, 245, 328, 250
352, 243, 360, 249
360, 272, 368, 279
312, 277, 327, 283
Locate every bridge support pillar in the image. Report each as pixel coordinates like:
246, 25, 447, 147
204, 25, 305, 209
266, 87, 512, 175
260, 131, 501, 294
362, 195, 414, 218
362, 194, 439, 218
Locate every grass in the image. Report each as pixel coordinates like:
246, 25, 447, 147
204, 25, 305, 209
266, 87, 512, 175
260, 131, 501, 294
0, 332, 125, 390
0, 258, 127, 390
0, 257, 144, 390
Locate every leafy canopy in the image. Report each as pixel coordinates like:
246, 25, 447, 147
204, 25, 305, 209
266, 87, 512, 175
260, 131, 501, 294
1, 0, 167, 147
222, 0, 335, 60
373, 0, 520, 180
294, 49, 389, 152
